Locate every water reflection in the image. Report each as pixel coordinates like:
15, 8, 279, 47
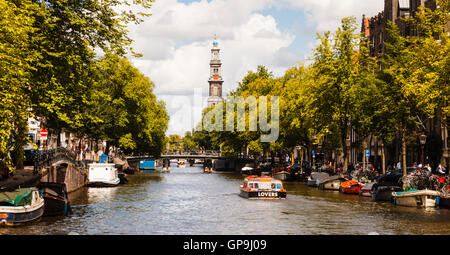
1, 165, 450, 235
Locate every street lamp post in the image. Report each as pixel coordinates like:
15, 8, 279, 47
419, 133, 427, 168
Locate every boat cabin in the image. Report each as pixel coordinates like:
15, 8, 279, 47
87, 163, 120, 187
239, 176, 286, 199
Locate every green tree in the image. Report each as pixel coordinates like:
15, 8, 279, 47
0, 0, 38, 169
305, 16, 363, 171
378, 20, 424, 178
91, 54, 168, 156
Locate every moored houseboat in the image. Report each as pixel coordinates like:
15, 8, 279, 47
87, 163, 120, 187
0, 188, 44, 226
37, 182, 72, 217
139, 159, 156, 172
392, 189, 440, 208
239, 175, 286, 199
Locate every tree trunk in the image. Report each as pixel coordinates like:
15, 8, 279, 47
401, 126, 407, 179
14, 117, 27, 170
343, 118, 350, 173
381, 141, 386, 174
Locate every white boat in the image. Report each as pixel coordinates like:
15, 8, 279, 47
318, 175, 346, 190
272, 171, 291, 181
307, 172, 330, 187
392, 189, 440, 208
0, 188, 44, 226
241, 164, 255, 175
87, 163, 120, 187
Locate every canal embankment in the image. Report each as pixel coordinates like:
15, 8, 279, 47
0, 166, 41, 192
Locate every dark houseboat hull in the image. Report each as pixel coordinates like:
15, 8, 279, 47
42, 194, 71, 216
37, 182, 72, 217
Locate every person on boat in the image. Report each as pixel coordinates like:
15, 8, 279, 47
426, 164, 432, 173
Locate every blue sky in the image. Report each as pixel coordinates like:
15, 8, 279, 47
127, 0, 385, 135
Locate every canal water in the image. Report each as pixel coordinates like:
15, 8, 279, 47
2, 164, 450, 235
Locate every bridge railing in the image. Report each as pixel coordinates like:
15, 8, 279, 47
33, 147, 84, 174
163, 150, 220, 156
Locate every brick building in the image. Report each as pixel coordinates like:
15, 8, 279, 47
362, 0, 438, 58
358, 0, 449, 170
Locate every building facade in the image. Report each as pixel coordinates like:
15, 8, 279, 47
360, 0, 449, 169
207, 37, 224, 107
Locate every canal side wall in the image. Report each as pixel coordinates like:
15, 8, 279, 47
212, 159, 236, 171
40, 161, 88, 193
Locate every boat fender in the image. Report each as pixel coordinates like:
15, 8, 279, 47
436, 196, 439, 206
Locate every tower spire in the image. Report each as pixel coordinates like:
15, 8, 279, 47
208, 36, 223, 107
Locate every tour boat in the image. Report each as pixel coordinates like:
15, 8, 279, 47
318, 175, 347, 191
239, 175, 287, 199
0, 188, 44, 226
307, 172, 330, 187
340, 180, 364, 194
371, 185, 402, 201
392, 189, 440, 208
87, 163, 120, 187
359, 182, 375, 197
37, 182, 72, 217
177, 160, 186, 168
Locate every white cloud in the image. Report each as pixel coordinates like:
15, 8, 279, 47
126, 0, 386, 135
279, 0, 384, 33
127, 0, 297, 135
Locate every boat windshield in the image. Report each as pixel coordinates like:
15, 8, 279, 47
271, 183, 282, 190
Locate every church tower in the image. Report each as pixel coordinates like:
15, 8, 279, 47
207, 36, 224, 107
